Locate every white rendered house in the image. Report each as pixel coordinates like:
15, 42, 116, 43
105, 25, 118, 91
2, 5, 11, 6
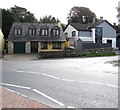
64, 19, 116, 49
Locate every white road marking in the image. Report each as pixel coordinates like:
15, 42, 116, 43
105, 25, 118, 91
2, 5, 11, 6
67, 106, 75, 108
2, 87, 48, 106
32, 89, 64, 106
106, 84, 118, 88
2, 82, 65, 107
42, 73, 60, 80
12, 69, 118, 88
1, 83, 31, 90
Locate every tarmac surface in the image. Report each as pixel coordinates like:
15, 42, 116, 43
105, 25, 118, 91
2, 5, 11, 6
1, 54, 119, 109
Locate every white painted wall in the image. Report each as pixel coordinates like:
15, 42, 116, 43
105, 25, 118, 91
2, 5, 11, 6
91, 28, 95, 43
64, 24, 78, 39
102, 38, 116, 48
79, 37, 93, 42
64, 24, 79, 48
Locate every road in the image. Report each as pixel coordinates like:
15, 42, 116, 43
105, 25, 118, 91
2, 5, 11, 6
2, 56, 119, 108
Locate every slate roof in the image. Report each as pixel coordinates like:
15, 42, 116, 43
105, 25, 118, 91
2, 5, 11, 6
69, 23, 91, 31
68, 20, 116, 31
88, 20, 116, 29
8, 23, 66, 42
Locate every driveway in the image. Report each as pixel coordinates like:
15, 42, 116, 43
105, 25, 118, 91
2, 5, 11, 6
1, 55, 119, 108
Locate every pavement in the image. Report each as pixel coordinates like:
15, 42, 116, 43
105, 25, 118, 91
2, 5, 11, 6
3, 54, 38, 60
1, 87, 49, 108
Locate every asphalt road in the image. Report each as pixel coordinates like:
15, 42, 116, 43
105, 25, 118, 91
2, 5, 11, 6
2, 56, 119, 108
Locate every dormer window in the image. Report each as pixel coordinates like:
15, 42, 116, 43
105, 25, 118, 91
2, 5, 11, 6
28, 28, 36, 35
40, 26, 49, 36
41, 29, 48, 36
14, 28, 21, 35
51, 26, 60, 36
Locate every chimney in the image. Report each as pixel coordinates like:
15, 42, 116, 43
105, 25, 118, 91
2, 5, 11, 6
100, 16, 103, 21
113, 22, 116, 26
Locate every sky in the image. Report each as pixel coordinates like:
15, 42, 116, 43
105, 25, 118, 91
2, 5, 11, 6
0, 0, 119, 25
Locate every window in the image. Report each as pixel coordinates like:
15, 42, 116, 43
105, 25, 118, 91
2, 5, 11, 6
107, 40, 112, 44
28, 28, 36, 35
95, 27, 103, 43
64, 32, 68, 37
72, 31, 76, 37
14, 28, 21, 35
41, 42, 47, 49
41, 29, 48, 36
52, 42, 61, 49
52, 29, 60, 36
51, 26, 60, 36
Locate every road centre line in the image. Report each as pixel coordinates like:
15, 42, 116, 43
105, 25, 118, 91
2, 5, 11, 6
42, 73, 60, 80
12, 69, 118, 88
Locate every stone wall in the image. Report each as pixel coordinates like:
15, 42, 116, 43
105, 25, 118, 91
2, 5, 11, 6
8, 42, 13, 54
38, 48, 115, 58
61, 42, 65, 50
38, 42, 41, 52
25, 42, 31, 53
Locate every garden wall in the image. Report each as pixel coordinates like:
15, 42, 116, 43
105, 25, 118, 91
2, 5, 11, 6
38, 48, 115, 58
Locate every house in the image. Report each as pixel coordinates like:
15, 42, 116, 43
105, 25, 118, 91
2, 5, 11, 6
116, 33, 120, 50
0, 29, 4, 51
64, 18, 116, 49
8, 23, 66, 54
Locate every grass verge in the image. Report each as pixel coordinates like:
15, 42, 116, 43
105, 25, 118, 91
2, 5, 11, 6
83, 52, 116, 57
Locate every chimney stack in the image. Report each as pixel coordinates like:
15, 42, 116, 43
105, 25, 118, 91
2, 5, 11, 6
113, 22, 116, 26
100, 16, 103, 21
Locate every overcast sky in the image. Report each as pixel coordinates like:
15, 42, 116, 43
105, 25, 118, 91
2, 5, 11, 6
0, 0, 119, 24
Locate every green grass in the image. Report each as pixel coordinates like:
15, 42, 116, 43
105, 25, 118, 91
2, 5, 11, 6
83, 52, 116, 57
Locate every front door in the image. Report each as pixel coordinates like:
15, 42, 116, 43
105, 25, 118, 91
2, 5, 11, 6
31, 41, 38, 53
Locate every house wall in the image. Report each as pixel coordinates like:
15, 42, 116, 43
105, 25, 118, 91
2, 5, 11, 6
0, 29, 4, 51
25, 42, 31, 53
79, 37, 93, 43
91, 21, 116, 48
64, 25, 78, 38
39, 42, 65, 52
78, 31, 91, 37
64, 25, 79, 48
102, 38, 116, 48
91, 28, 95, 43
8, 42, 13, 54
96, 21, 116, 38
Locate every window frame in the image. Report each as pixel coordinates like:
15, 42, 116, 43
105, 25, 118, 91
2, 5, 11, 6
51, 26, 60, 36
41, 29, 48, 36
28, 28, 36, 35
72, 31, 76, 37
52, 42, 61, 49
14, 28, 22, 35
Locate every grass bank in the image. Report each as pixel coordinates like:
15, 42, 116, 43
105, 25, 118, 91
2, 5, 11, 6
83, 52, 116, 57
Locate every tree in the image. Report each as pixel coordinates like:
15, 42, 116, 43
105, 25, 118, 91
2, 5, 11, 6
39, 15, 59, 23
67, 6, 96, 24
10, 5, 37, 22
2, 6, 38, 39
2, 9, 20, 39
